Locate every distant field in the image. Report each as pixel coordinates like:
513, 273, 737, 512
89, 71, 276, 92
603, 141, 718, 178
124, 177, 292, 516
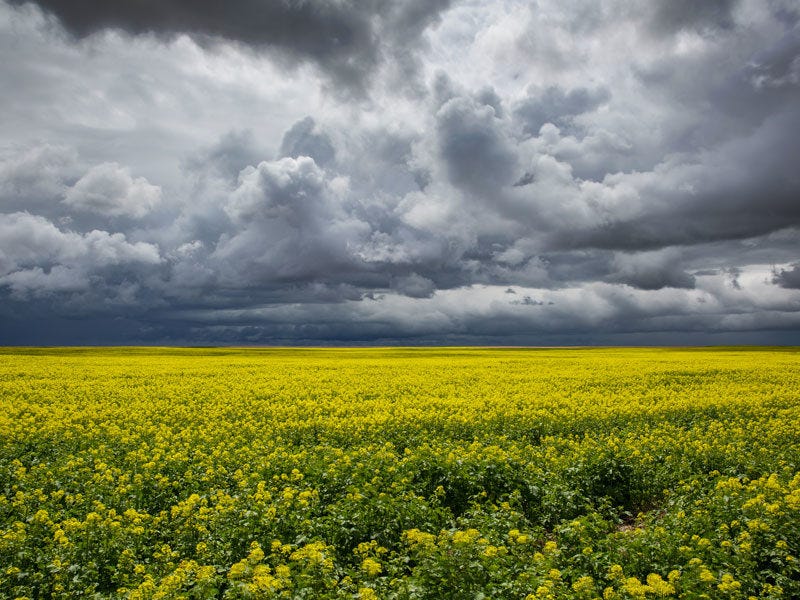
1, 347, 799, 598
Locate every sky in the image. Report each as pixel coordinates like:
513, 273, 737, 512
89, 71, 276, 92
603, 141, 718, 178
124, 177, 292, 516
0, 0, 799, 346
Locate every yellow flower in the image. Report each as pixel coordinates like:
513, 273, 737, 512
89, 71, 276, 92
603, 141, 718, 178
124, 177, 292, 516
361, 557, 382, 577
623, 577, 647, 599
404, 529, 436, 548
608, 564, 625, 580
718, 573, 741, 593
572, 575, 594, 594
646, 573, 675, 596
667, 570, 681, 583
228, 560, 248, 580
247, 542, 265, 563
699, 568, 716, 583
452, 529, 481, 545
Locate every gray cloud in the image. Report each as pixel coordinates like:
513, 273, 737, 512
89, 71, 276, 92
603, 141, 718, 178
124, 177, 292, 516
649, 0, 740, 35
63, 162, 161, 218
183, 130, 265, 182
436, 96, 518, 195
0, 212, 161, 300
607, 249, 696, 290
1, 0, 799, 344
279, 117, 335, 167
773, 264, 800, 289
513, 85, 610, 137
8, 0, 453, 94
0, 212, 160, 271
212, 155, 376, 291
551, 108, 800, 251
746, 26, 800, 90
0, 144, 78, 212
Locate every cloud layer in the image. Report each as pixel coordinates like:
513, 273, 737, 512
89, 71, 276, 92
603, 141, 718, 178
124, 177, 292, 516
1, 0, 799, 344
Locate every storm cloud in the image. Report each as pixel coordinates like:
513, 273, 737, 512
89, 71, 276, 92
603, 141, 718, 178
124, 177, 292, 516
1, 0, 799, 345
7, 0, 453, 93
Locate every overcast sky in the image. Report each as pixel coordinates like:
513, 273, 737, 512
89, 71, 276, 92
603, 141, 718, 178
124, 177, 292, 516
1, 0, 799, 345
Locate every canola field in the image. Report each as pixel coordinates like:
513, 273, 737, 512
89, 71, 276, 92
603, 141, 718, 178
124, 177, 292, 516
1, 347, 800, 599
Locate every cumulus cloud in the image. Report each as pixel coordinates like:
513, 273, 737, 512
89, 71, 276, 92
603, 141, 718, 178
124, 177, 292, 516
213, 156, 371, 287
224, 156, 327, 224
63, 162, 161, 218
0, 212, 161, 296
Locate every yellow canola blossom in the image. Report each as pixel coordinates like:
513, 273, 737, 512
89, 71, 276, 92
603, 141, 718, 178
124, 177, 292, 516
0, 346, 799, 599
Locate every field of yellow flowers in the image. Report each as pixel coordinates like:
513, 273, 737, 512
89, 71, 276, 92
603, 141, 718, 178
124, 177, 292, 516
1, 347, 799, 599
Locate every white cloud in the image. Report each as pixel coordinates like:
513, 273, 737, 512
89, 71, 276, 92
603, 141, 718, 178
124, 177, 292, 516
63, 162, 161, 218
0, 212, 161, 295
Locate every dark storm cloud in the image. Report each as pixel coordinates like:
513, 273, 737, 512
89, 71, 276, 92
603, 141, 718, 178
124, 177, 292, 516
1, 0, 800, 345
607, 250, 696, 290
436, 97, 518, 195
9, 0, 453, 93
649, 0, 739, 34
774, 264, 800, 289
552, 108, 800, 251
